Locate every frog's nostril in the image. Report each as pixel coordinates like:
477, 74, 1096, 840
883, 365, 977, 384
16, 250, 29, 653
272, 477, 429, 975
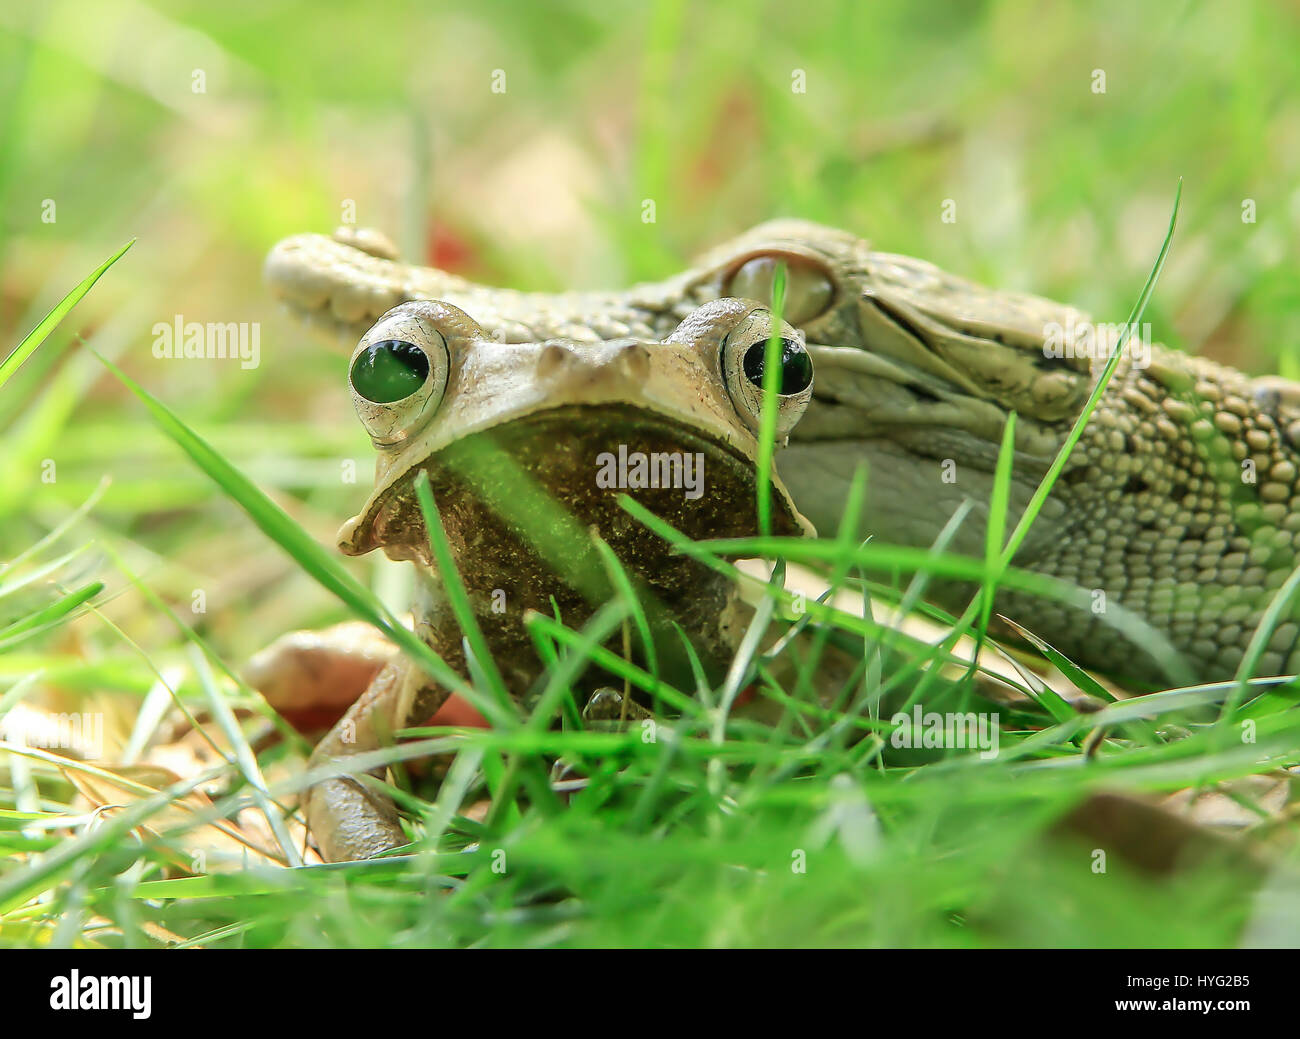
537, 342, 576, 378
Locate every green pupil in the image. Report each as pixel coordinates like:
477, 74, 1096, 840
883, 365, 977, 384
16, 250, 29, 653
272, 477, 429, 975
743, 338, 812, 394
351, 340, 429, 403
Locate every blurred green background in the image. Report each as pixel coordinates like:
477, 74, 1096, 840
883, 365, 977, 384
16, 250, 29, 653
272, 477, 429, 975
2, 0, 1298, 950
1, 0, 1298, 699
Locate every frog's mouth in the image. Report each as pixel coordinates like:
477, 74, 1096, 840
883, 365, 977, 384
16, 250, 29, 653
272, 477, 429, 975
337, 404, 811, 584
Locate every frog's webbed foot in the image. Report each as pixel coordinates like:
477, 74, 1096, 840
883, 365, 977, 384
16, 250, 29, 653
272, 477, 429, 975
305, 660, 449, 862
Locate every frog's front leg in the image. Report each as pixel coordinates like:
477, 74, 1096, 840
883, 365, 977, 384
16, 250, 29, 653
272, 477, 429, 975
305, 659, 451, 861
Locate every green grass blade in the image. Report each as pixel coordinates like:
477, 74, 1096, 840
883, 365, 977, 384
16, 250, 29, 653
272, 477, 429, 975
975, 410, 1017, 647
91, 351, 478, 709
1001, 179, 1182, 568
591, 534, 659, 678
0, 240, 133, 391
756, 261, 787, 536
412, 470, 516, 727
0, 581, 103, 646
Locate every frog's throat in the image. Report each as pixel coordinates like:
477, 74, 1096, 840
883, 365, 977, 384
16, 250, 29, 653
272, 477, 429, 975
336, 404, 812, 564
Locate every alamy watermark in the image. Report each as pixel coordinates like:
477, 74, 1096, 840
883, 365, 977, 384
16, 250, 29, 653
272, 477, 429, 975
889, 704, 1000, 759
595, 444, 704, 500
0, 708, 104, 758
1042, 318, 1151, 369
50, 970, 151, 1019
152, 314, 260, 369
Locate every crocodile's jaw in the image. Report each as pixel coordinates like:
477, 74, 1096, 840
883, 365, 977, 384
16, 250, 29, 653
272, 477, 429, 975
778, 436, 1069, 563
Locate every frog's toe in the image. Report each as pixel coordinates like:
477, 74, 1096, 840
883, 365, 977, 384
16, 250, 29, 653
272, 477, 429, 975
306, 774, 408, 862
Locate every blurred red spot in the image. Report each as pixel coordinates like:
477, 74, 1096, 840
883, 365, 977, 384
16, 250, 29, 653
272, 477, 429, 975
426, 223, 475, 272
424, 694, 490, 728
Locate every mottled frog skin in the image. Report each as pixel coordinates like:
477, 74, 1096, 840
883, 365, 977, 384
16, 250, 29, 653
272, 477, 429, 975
304, 296, 815, 860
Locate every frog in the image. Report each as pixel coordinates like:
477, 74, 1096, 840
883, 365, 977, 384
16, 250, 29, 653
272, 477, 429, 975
293, 296, 815, 861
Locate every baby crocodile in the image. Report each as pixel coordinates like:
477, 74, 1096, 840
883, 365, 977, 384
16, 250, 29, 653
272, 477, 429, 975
266, 221, 1300, 686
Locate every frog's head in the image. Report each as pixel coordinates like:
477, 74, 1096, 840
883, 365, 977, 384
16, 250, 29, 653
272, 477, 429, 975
335, 298, 815, 583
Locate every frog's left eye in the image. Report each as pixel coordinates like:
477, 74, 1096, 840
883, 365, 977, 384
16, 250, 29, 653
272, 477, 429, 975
348, 316, 450, 444
720, 309, 814, 440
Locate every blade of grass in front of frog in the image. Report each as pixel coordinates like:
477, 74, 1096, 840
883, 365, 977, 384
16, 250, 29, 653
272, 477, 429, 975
0, 581, 102, 650
908, 179, 1188, 712
751, 586, 837, 765
997, 616, 1116, 706
485, 602, 631, 829
0, 240, 133, 392
711, 576, 777, 760
440, 435, 691, 666
790, 463, 869, 710
521, 620, 585, 730
187, 645, 301, 867
622, 495, 1046, 707
0, 477, 109, 580
627, 496, 1013, 659
412, 471, 514, 724
866, 498, 974, 677
620, 495, 913, 656
994, 627, 1155, 752
618, 493, 819, 625
693, 533, 1188, 684
1003, 179, 1181, 570
413, 471, 549, 823
439, 436, 611, 604
526, 610, 703, 719
669, 618, 714, 713
102, 539, 309, 755
418, 743, 487, 856
1222, 555, 1300, 742
1228, 679, 1300, 723
92, 352, 486, 715
756, 261, 788, 537
1008, 707, 1300, 786
963, 409, 1017, 690
591, 535, 659, 679
524, 600, 628, 733
0, 764, 213, 915
478, 750, 523, 830
715, 556, 784, 723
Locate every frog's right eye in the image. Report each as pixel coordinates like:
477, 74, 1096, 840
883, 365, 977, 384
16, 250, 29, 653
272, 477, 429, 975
352, 340, 429, 403
348, 319, 450, 444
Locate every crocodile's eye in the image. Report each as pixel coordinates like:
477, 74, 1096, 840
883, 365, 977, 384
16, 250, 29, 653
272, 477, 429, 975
725, 254, 834, 325
348, 313, 450, 444
721, 308, 814, 439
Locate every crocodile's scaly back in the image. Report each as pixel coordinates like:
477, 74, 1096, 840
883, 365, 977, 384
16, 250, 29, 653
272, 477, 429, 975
266, 221, 1300, 685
